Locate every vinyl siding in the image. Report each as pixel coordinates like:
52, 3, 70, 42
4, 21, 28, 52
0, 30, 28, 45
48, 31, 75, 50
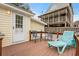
0, 7, 31, 47
0, 5, 44, 47
0, 8, 12, 47
31, 20, 45, 31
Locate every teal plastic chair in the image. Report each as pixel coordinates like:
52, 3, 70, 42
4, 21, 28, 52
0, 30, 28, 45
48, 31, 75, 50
48, 31, 76, 54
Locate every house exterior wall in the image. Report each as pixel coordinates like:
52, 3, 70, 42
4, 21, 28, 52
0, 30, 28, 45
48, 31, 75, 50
0, 6, 32, 47
0, 4, 45, 47
0, 7, 12, 47
24, 16, 31, 41
31, 20, 45, 31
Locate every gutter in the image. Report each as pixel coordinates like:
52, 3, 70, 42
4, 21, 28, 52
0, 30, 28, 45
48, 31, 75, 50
31, 17, 47, 25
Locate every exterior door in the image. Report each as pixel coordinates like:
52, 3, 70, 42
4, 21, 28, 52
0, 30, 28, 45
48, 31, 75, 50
13, 13, 25, 42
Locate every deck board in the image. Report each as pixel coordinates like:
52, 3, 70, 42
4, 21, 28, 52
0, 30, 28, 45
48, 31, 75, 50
2, 40, 76, 56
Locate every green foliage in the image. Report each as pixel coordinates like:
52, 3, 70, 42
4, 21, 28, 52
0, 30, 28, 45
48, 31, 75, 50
12, 3, 30, 11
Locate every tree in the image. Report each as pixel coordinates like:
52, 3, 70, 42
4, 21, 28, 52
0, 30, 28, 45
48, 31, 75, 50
12, 3, 30, 11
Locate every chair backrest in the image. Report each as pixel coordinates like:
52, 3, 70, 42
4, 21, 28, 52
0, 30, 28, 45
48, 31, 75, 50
61, 31, 74, 42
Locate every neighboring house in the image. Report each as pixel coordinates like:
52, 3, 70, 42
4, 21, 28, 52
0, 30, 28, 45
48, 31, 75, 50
74, 21, 79, 27
39, 3, 73, 32
31, 15, 47, 31
0, 3, 46, 47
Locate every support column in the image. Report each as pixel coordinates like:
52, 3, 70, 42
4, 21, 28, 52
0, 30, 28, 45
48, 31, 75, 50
43, 16, 45, 22
41, 16, 43, 21
58, 11, 60, 22
29, 30, 31, 41
65, 9, 67, 27
48, 15, 50, 32
44, 16, 46, 23
65, 22, 66, 27
52, 13, 54, 24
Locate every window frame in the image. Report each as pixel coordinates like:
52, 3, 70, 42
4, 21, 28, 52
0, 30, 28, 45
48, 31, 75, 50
15, 14, 24, 29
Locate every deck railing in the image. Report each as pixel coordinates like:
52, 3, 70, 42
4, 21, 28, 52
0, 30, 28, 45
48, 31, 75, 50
45, 27, 79, 33
29, 31, 62, 41
29, 30, 79, 55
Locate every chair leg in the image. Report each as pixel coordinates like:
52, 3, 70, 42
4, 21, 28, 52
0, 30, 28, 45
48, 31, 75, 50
61, 44, 67, 53
57, 47, 60, 54
57, 44, 67, 54
48, 43, 51, 47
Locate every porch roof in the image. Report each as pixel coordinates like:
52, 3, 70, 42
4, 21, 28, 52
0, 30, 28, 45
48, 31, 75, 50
31, 15, 47, 25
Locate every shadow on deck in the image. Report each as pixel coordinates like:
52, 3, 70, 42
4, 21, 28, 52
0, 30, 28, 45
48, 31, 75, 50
2, 40, 76, 56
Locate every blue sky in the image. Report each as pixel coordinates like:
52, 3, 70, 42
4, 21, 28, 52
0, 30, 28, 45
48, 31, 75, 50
72, 3, 79, 21
29, 3, 50, 15
29, 3, 79, 22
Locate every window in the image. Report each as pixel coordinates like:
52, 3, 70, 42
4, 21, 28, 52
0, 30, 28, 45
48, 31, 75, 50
15, 15, 23, 29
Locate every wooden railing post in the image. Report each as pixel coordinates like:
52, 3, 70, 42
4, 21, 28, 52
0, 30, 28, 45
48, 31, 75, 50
56, 32, 59, 38
40, 31, 42, 41
29, 30, 31, 41
0, 38, 3, 56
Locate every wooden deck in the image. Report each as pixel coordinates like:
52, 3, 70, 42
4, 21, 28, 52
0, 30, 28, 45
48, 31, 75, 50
2, 40, 76, 56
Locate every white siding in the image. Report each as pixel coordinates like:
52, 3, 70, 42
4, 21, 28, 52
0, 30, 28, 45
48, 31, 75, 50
0, 8, 12, 47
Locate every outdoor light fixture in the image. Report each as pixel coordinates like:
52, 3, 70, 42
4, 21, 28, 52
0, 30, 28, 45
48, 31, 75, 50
7, 10, 10, 14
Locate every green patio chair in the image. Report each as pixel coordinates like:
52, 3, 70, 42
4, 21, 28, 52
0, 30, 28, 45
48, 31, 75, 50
48, 31, 76, 54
